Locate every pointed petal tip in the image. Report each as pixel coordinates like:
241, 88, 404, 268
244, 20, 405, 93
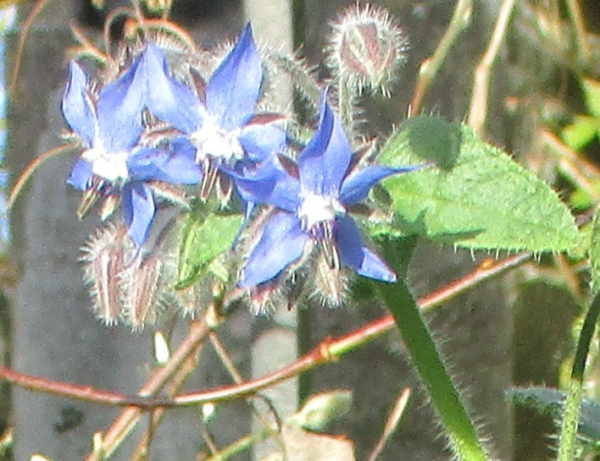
379, 270, 398, 283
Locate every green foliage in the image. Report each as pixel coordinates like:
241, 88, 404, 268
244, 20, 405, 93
562, 78, 600, 151
562, 115, 599, 151
176, 202, 243, 289
581, 78, 600, 119
376, 116, 581, 253
510, 386, 600, 445
589, 210, 600, 295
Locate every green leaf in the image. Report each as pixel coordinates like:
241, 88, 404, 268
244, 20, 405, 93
509, 386, 600, 442
176, 211, 243, 289
562, 115, 599, 151
514, 294, 600, 458
377, 116, 580, 253
590, 210, 600, 296
569, 187, 595, 211
582, 78, 600, 119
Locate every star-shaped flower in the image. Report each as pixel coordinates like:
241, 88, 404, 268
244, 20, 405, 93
232, 94, 421, 288
62, 57, 201, 247
140, 24, 286, 199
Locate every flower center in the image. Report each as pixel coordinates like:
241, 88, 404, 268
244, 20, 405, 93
190, 118, 244, 164
297, 193, 346, 233
81, 145, 129, 184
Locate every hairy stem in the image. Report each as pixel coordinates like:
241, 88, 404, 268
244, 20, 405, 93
557, 292, 600, 461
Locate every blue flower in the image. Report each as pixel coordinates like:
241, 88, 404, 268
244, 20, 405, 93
232, 94, 421, 287
140, 24, 286, 198
62, 57, 201, 247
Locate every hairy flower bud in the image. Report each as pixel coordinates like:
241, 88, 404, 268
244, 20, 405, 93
120, 254, 164, 330
313, 253, 349, 307
81, 222, 172, 329
326, 4, 408, 96
80, 223, 132, 325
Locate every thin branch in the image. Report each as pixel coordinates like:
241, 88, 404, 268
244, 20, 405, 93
129, 327, 207, 461
367, 387, 411, 461
7, 142, 77, 209
467, 0, 517, 134
8, 0, 51, 98
87, 318, 211, 461
542, 129, 600, 180
0, 252, 531, 409
410, 0, 473, 114
209, 331, 283, 443
564, 0, 591, 66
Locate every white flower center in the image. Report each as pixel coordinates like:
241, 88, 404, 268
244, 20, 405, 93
190, 118, 244, 164
81, 144, 129, 183
297, 193, 346, 232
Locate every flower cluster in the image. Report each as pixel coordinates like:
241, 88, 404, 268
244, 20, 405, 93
61, 11, 418, 324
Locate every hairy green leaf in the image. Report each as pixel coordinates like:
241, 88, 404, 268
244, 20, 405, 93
377, 116, 580, 253
176, 212, 243, 289
510, 386, 600, 443
590, 210, 600, 295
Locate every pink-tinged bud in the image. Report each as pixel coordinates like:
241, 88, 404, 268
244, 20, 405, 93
80, 224, 132, 325
326, 4, 408, 96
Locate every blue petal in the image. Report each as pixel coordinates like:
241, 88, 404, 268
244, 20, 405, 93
298, 93, 351, 196
97, 56, 146, 152
340, 165, 422, 206
206, 24, 262, 131
122, 182, 156, 247
239, 123, 286, 162
240, 211, 308, 287
337, 214, 396, 282
141, 42, 204, 135
61, 62, 97, 147
128, 146, 202, 184
66, 158, 94, 191
225, 159, 301, 211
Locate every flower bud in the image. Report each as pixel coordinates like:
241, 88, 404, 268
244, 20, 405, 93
313, 253, 349, 307
326, 4, 408, 96
292, 390, 353, 432
80, 223, 131, 325
120, 253, 164, 330
81, 222, 171, 329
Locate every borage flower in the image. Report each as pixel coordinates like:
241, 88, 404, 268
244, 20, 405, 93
232, 94, 421, 296
140, 24, 286, 200
62, 58, 201, 247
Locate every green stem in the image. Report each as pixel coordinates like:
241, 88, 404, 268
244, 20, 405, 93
206, 426, 276, 461
557, 293, 600, 461
338, 77, 355, 136
410, 0, 472, 113
377, 279, 491, 461
374, 238, 490, 461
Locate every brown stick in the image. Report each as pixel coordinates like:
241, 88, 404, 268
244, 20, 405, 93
0, 252, 530, 410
